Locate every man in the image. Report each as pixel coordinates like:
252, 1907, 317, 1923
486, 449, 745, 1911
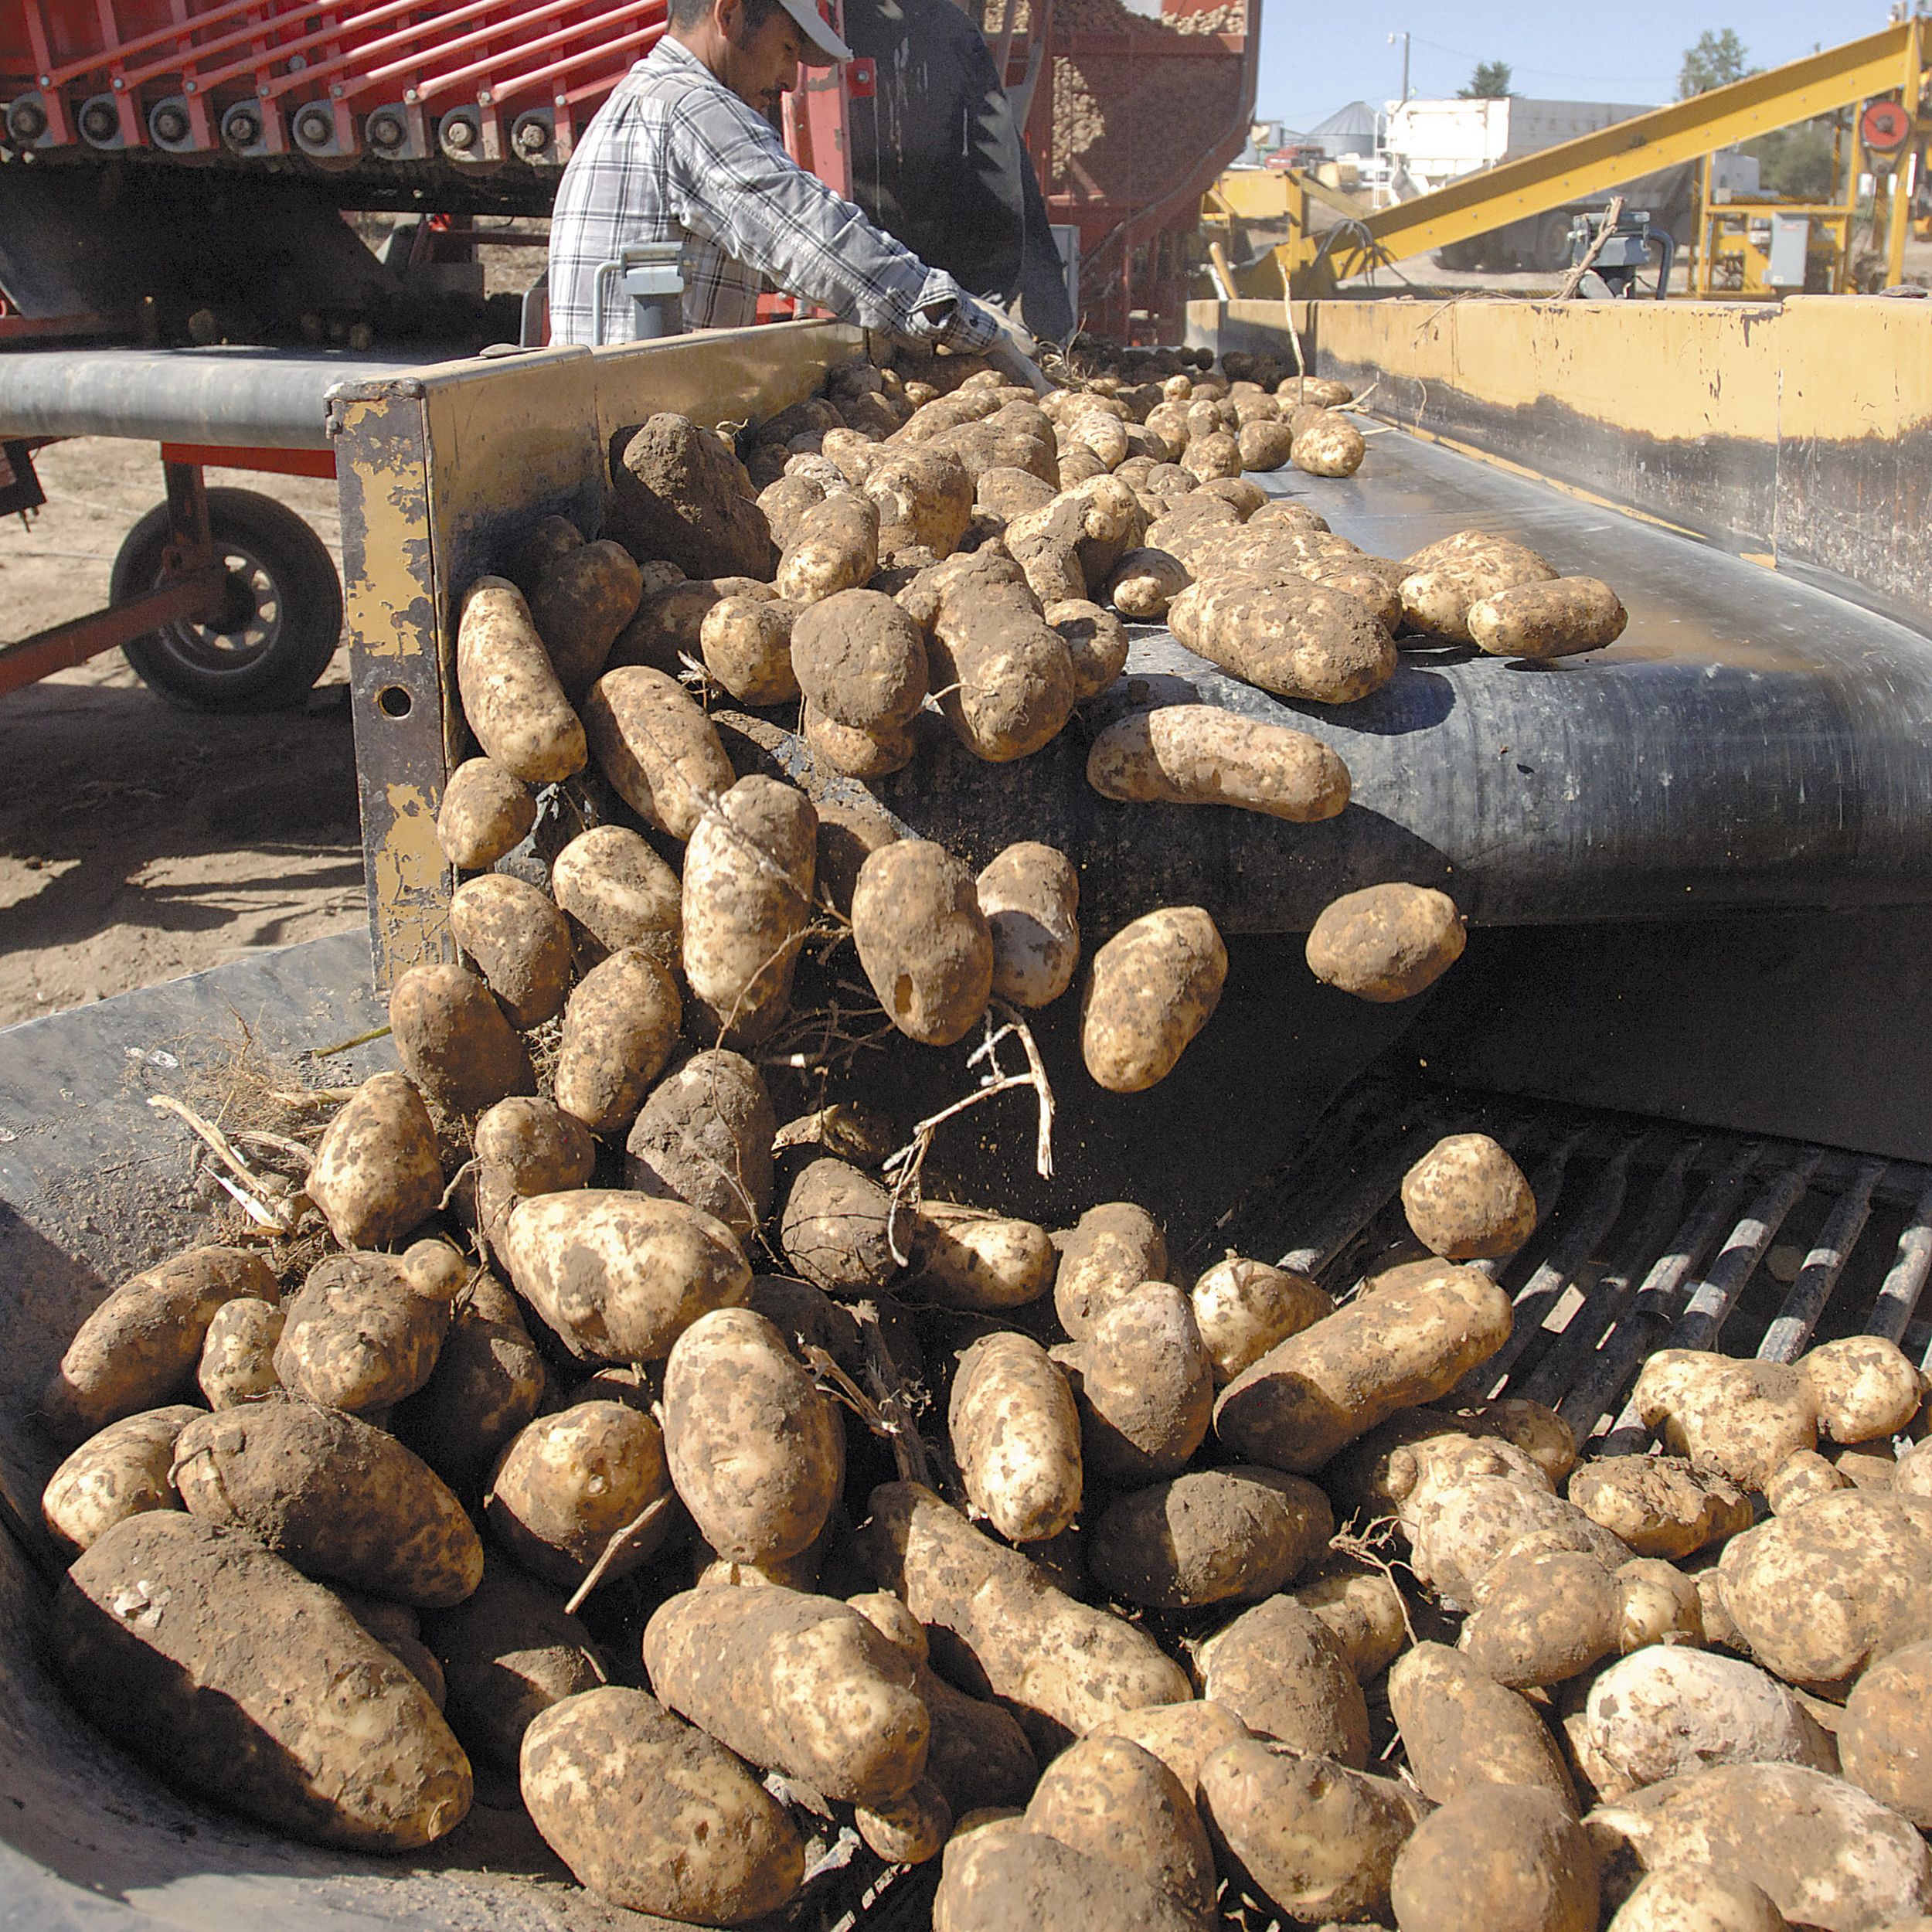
548, 0, 1031, 370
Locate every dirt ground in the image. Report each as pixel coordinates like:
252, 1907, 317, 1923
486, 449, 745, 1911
0, 437, 364, 1027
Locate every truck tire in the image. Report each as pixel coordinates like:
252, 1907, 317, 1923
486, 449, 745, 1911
110, 488, 343, 712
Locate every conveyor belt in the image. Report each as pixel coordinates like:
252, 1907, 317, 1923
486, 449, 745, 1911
852, 434, 1932, 933
0, 344, 477, 448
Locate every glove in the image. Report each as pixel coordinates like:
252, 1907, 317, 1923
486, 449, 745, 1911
969, 296, 1054, 396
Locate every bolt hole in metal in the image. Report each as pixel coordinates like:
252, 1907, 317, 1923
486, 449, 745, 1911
375, 685, 413, 719
1207, 1077, 1932, 1453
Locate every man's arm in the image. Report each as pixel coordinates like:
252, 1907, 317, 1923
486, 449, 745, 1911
663, 87, 1000, 352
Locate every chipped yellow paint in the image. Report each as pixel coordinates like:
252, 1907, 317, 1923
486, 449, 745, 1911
374, 782, 451, 973
336, 393, 429, 664
1740, 551, 1778, 569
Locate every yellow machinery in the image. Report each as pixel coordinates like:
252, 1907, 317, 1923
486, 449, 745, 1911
1214, 18, 1927, 298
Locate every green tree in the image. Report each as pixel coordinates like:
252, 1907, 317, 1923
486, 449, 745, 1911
1678, 28, 1750, 97
1458, 61, 1513, 99
1746, 120, 1839, 200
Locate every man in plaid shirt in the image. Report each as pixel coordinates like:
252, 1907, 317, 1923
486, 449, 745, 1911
548, 0, 1018, 363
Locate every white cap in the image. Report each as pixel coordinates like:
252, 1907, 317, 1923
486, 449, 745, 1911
779, 0, 852, 64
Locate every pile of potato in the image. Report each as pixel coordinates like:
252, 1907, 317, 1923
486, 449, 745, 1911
47, 345, 1917, 1932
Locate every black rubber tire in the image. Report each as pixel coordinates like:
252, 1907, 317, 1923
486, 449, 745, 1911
110, 487, 343, 712
1534, 212, 1575, 273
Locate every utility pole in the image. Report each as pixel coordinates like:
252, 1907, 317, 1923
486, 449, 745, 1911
1388, 30, 1411, 102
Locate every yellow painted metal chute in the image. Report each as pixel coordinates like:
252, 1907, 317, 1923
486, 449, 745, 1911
1209, 18, 1928, 299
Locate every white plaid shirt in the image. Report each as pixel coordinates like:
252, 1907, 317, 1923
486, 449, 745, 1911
548, 37, 998, 352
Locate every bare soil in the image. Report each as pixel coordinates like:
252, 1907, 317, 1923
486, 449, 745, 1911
0, 437, 365, 1026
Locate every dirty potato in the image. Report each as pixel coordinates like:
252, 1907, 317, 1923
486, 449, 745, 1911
949, 1331, 1083, 1543
549, 824, 682, 971
450, 874, 573, 1031
529, 539, 643, 702
42, 1404, 200, 1554
1190, 1257, 1330, 1384
700, 594, 800, 705
910, 1201, 1056, 1310
305, 1070, 443, 1252
778, 1157, 898, 1294
1087, 706, 1351, 821
1402, 1131, 1537, 1260
852, 838, 995, 1047
583, 664, 736, 840
1054, 1200, 1168, 1338
1305, 882, 1466, 1001
776, 492, 880, 604
274, 1247, 455, 1414
1101, 546, 1192, 621
436, 757, 536, 870
1469, 576, 1628, 659
198, 1296, 285, 1408
976, 840, 1081, 1010
553, 947, 682, 1135
455, 577, 587, 784
624, 1048, 776, 1240
1056, 1281, 1214, 1485
1291, 413, 1367, 478
790, 588, 927, 731
389, 962, 534, 1115
1197, 1597, 1369, 1764
1080, 906, 1227, 1093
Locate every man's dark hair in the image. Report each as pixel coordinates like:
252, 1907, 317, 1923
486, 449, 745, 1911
667, 0, 783, 31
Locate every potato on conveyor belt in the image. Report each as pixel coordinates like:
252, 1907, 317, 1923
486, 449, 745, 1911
582, 663, 736, 842
304, 1070, 442, 1252
449, 873, 573, 1032
41, 1403, 201, 1555
623, 1047, 776, 1240
1086, 705, 1352, 821
273, 1244, 458, 1414
1291, 412, 1367, 478
1304, 881, 1467, 1001
1168, 572, 1396, 706
1469, 574, 1629, 658
454, 577, 587, 785
54, 1514, 473, 1851
434, 757, 534, 870
699, 591, 800, 704
528, 537, 642, 702
1081, 906, 1226, 1093
388, 961, 534, 1116
852, 838, 995, 1047
607, 411, 777, 581
948, 1329, 1083, 1543
549, 823, 682, 971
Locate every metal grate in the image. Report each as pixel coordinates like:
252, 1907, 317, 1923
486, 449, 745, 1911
1204, 1079, 1932, 1451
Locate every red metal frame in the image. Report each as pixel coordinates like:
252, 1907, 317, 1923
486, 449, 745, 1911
160, 442, 337, 478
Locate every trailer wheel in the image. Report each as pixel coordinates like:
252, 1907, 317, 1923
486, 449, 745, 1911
110, 489, 343, 712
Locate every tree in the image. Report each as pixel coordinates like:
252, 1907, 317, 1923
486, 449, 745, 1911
1679, 29, 1750, 97
1458, 60, 1513, 99
1747, 120, 1839, 200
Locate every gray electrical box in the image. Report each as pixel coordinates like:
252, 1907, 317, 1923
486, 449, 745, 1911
1767, 213, 1811, 290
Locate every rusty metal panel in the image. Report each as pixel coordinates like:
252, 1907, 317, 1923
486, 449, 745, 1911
331, 322, 864, 989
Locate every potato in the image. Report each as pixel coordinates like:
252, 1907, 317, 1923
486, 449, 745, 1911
475, 1095, 597, 1196
1182, 430, 1242, 482
1587, 1762, 1932, 1932
427, 1557, 604, 1771
623, 1047, 774, 1240
1606, 1869, 1788, 1932
447, 874, 571, 1032
852, 838, 995, 1047
43, 1244, 279, 1441
757, 471, 828, 546
607, 573, 771, 676
1277, 376, 1354, 407
933, 1815, 1210, 1932
1403, 1131, 1537, 1260
42, 1403, 199, 1555
665, 1307, 842, 1563
1291, 412, 1367, 478
1585, 1646, 1834, 1791
1304, 881, 1466, 1002
1393, 1785, 1597, 1932
394, 1273, 547, 1494
917, 1664, 1040, 1817
502, 1185, 750, 1362
1097, 1699, 1252, 1794
949, 1331, 1083, 1543
789, 587, 927, 730
454, 577, 587, 784
582, 663, 735, 840
1216, 1262, 1512, 1473
1080, 906, 1226, 1093
1407, 1471, 1634, 1609
1090, 1466, 1332, 1609
779, 1157, 898, 1293
1766, 1449, 1852, 1512
910, 1200, 1055, 1309
549, 947, 679, 1136
699, 592, 799, 705
1717, 1489, 1932, 1691
1389, 1641, 1577, 1811
509, 512, 584, 596
1470, 575, 1628, 659
801, 702, 917, 777
1198, 1597, 1369, 1764
1236, 419, 1295, 471
56, 1514, 471, 1849
1461, 1547, 1701, 1689
775, 491, 879, 604
913, 549, 1075, 761
1841, 1638, 1932, 1825
1570, 1457, 1752, 1560
863, 444, 974, 560
1400, 539, 1557, 643
1058, 1281, 1213, 1485
607, 412, 776, 580
682, 774, 817, 1046
644, 1584, 929, 1804
274, 1247, 452, 1413
1006, 474, 1149, 591
1801, 1335, 1925, 1444
521, 1685, 802, 1923
198, 1295, 284, 1408
1101, 546, 1191, 621
1190, 1256, 1328, 1384
305, 1070, 442, 1251
172, 1396, 482, 1607
1044, 597, 1130, 702
1201, 1739, 1423, 1924
487, 1399, 673, 1588
1168, 573, 1396, 705
435, 757, 536, 870
1635, 1352, 1818, 1492
389, 962, 534, 1116
1053, 1202, 1168, 1340
1290, 1556, 1410, 1680
1062, 409, 1131, 471
529, 539, 642, 702
857, 1480, 1189, 1745
975, 840, 1080, 1011
1025, 1734, 1216, 1920
1087, 705, 1352, 821
549, 824, 681, 971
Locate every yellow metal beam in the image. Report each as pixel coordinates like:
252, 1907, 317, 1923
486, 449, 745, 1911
1243, 19, 1925, 292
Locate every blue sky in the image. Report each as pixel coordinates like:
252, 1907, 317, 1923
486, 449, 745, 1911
1257, 1, 1902, 129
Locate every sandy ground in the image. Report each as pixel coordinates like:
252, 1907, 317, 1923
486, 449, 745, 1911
0, 437, 365, 1027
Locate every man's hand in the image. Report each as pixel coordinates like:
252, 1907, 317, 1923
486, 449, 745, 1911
960, 294, 1053, 396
